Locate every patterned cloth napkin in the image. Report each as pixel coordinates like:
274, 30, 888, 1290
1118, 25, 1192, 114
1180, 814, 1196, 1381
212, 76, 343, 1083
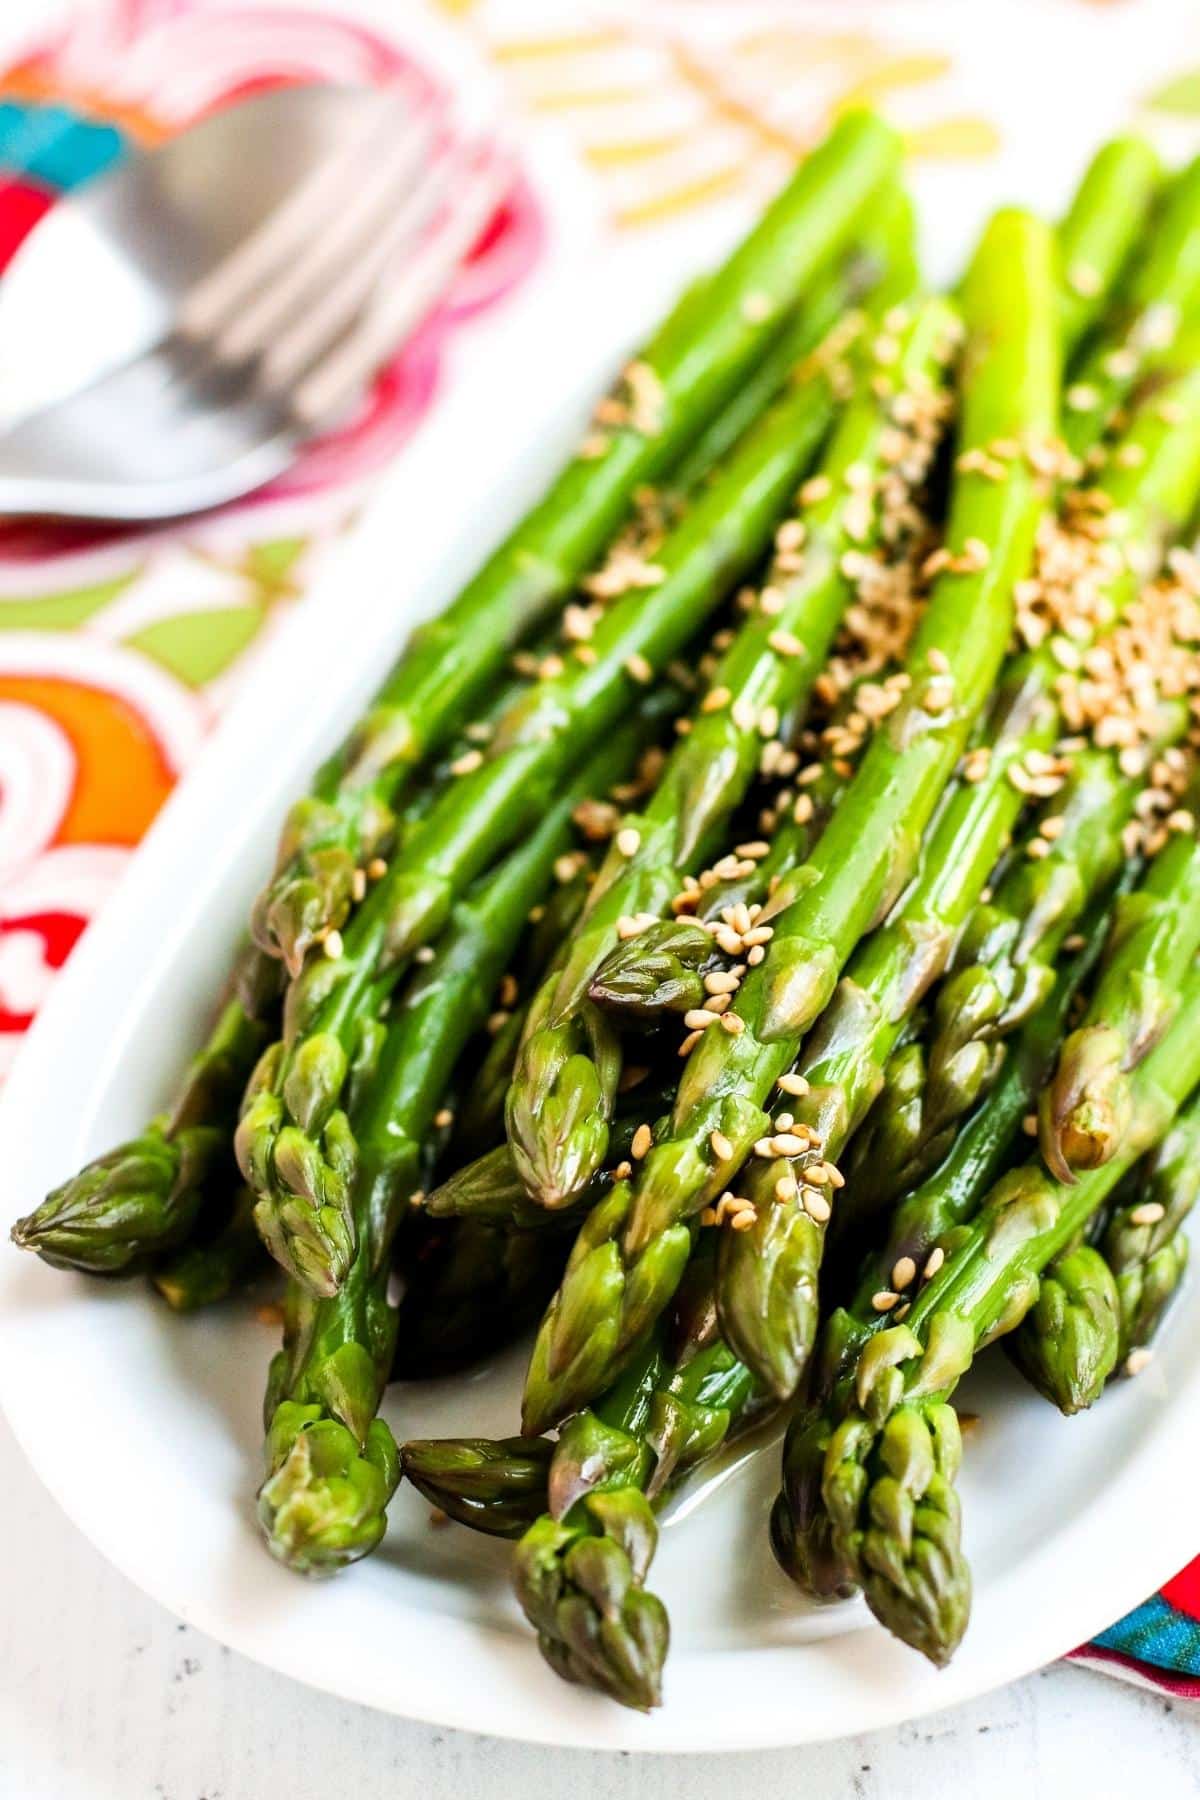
3, 0, 1200, 1694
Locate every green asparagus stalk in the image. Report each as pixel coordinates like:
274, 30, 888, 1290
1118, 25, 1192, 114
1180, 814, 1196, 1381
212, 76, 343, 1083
249, 111, 901, 971
770, 891, 1118, 1600
1101, 1086, 1200, 1364
1063, 151, 1200, 457
258, 721, 656, 1573
1057, 137, 1162, 356
13, 947, 277, 1275
816, 963, 1200, 1664
586, 682, 872, 1024
405, 1254, 762, 1709
521, 210, 1061, 1435
884, 744, 1154, 1193
1040, 770, 1200, 1179
1006, 1244, 1121, 1412
239, 353, 842, 1299
505, 283, 949, 1212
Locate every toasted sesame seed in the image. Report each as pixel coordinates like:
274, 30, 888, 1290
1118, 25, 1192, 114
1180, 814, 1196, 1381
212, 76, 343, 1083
323, 929, 344, 960
684, 1008, 718, 1030
1130, 1201, 1166, 1226
872, 1290, 900, 1313
778, 1072, 810, 1096
679, 1029, 703, 1056
434, 1107, 454, 1130
450, 749, 484, 776
367, 857, 387, 881
615, 828, 642, 860
709, 1129, 734, 1162
720, 1013, 745, 1035
487, 1009, 511, 1034
800, 474, 833, 506
702, 685, 732, 714
613, 1161, 633, 1181
776, 1174, 798, 1202
1167, 808, 1195, 833
746, 945, 766, 966
803, 1190, 832, 1223
1022, 1113, 1038, 1136
892, 1256, 917, 1290
730, 1209, 757, 1231
410, 1190, 426, 1210
631, 1123, 653, 1160
625, 653, 653, 685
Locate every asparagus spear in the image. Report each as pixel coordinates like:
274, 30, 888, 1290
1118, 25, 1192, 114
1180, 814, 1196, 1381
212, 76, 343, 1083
506, 286, 950, 1211
405, 1253, 762, 1709
587, 673, 884, 1025
239, 319, 847, 1298
1101, 1087, 1200, 1365
521, 211, 1061, 1435
1006, 1244, 1121, 1412
249, 111, 901, 971
1040, 768, 1200, 1179
816, 962, 1200, 1665
258, 721, 657, 1573
1057, 137, 1162, 356
1063, 151, 1200, 457
12, 946, 278, 1275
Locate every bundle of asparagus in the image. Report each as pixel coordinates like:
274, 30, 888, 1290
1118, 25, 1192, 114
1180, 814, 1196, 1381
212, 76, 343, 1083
14, 116, 1200, 1715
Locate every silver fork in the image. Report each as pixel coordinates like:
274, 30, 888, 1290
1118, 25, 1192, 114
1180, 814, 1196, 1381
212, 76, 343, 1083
0, 83, 509, 520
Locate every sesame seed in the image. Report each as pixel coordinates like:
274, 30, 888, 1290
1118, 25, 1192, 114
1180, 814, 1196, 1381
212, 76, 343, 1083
450, 749, 484, 776
631, 1123, 653, 1160
613, 1161, 633, 1181
720, 1013, 745, 1035
410, 1190, 426, 1209
710, 1129, 734, 1161
434, 1107, 454, 1129
731, 697, 758, 733
746, 944, 766, 966
923, 1247, 946, 1280
367, 857, 387, 881
615, 828, 642, 860
776, 1175, 798, 1203
625, 653, 653, 685
1065, 383, 1099, 413
768, 628, 806, 658
759, 587, 786, 616
777, 1072, 810, 1096
892, 1256, 917, 1290
414, 945, 436, 964
487, 1009, 511, 1035
742, 290, 773, 322
351, 868, 367, 903
684, 1008, 719, 1030
800, 475, 833, 506
730, 1209, 757, 1231
323, 930, 344, 960
702, 685, 732, 713
803, 1190, 832, 1223
1022, 1113, 1038, 1136
771, 1132, 808, 1156
1167, 809, 1195, 833
1130, 1201, 1166, 1226
1125, 1348, 1154, 1377
872, 1290, 900, 1313
776, 518, 806, 553
1067, 261, 1102, 298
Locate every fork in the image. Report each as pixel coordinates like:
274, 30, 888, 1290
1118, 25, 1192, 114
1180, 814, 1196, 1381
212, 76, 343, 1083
0, 84, 511, 520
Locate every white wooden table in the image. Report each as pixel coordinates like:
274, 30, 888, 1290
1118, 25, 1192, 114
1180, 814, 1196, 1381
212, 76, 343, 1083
4, 1414, 1199, 1799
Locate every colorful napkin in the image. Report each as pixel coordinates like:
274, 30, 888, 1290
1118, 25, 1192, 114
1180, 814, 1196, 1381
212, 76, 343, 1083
2, 0, 1199, 1698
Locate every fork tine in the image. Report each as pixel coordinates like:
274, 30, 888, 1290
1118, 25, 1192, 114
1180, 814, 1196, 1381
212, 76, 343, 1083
256, 135, 460, 392
210, 103, 437, 369
175, 86, 416, 342
291, 142, 511, 433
